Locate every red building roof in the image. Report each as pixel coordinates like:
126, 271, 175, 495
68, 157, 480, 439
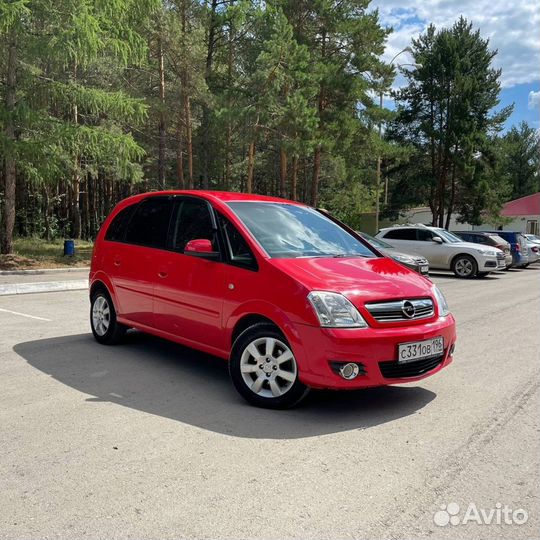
501, 192, 540, 217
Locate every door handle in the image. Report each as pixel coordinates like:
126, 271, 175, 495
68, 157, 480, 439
158, 271, 168, 278
113, 259, 121, 267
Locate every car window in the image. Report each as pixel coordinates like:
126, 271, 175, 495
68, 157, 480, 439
417, 229, 434, 241
172, 198, 217, 253
228, 202, 376, 259
383, 228, 417, 240
124, 197, 173, 249
218, 214, 257, 269
487, 235, 507, 245
436, 229, 461, 243
105, 203, 137, 242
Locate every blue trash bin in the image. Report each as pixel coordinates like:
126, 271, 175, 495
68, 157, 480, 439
63, 239, 75, 257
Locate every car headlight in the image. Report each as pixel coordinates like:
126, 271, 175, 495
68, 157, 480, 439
432, 286, 450, 317
392, 253, 415, 265
476, 248, 496, 256
308, 291, 368, 328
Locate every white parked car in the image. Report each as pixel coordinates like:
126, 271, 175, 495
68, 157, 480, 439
376, 224, 505, 278
523, 234, 540, 247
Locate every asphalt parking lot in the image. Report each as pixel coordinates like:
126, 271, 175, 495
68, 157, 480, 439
0, 268, 538, 539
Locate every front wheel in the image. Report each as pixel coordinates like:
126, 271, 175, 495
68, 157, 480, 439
90, 289, 127, 345
452, 255, 478, 278
229, 323, 310, 409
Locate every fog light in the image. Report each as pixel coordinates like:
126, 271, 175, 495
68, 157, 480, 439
338, 362, 360, 380
449, 343, 456, 355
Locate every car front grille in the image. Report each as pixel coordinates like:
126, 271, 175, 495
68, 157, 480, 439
365, 298, 434, 322
379, 354, 445, 379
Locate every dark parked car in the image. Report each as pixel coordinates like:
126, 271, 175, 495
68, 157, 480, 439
452, 231, 513, 269
480, 231, 529, 268
358, 232, 429, 275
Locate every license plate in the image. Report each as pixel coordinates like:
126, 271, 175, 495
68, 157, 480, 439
398, 336, 444, 363
497, 260, 506, 268
420, 265, 429, 274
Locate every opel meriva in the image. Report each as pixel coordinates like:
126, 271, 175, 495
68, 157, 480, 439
89, 191, 457, 408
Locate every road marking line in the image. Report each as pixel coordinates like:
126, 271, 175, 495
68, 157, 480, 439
0, 308, 51, 321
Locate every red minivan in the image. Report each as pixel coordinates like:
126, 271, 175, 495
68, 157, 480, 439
89, 191, 456, 408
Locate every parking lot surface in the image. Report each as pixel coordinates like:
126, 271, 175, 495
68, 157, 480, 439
0, 269, 538, 539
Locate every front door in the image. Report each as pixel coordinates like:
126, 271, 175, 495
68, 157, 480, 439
153, 197, 227, 352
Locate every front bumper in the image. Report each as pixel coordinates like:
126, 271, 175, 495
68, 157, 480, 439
293, 315, 457, 390
478, 255, 500, 271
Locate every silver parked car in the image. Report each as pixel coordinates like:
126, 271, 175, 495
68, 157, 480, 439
358, 232, 430, 275
376, 224, 505, 278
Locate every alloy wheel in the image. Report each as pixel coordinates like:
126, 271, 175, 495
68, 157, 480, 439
455, 258, 473, 277
240, 337, 297, 398
92, 295, 111, 336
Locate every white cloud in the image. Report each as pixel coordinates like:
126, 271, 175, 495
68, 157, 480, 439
371, 0, 540, 88
528, 90, 540, 109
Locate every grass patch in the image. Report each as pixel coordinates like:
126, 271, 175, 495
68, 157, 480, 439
0, 237, 93, 270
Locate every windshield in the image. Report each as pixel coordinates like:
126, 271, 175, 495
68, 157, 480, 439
359, 231, 393, 250
436, 229, 462, 243
228, 202, 376, 259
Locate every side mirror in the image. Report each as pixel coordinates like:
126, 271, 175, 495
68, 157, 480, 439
184, 239, 220, 260
433, 236, 443, 244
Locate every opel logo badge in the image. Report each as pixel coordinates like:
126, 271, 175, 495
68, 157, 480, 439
402, 300, 416, 318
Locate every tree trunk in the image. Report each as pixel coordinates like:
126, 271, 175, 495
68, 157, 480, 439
224, 18, 234, 191
291, 155, 299, 201
184, 94, 193, 188
157, 35, 166, 189
311, 145, 321, 206
445, 156, 458, 230
246, 141, 255, 193
200, 0, 218, 189
176, 117, 184, 188
71, 60, 82, 239
1, 31, 17, 254
279, 146, 287, 198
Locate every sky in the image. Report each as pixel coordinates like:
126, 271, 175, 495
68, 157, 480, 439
370, 0, 540, 131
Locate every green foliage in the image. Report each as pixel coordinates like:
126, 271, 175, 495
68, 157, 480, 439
388, 17, 512, 227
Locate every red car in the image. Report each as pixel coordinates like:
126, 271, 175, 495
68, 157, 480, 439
89, 191, 456, 408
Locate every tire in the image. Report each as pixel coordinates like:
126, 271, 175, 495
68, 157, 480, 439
523, 263, 530, 268
451, 254, 478, 278
229, 323, 310, 409
90, 288, 127, 345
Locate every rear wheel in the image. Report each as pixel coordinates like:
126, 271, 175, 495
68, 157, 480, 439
229, 323, 309, 409
452, 255, 478, 279
90, 289, 127, 345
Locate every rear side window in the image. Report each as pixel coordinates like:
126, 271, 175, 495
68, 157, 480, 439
105, 204, 137, 242
383, 228, 417, 240
125, 197, 174, 249
171, 198, 217, 252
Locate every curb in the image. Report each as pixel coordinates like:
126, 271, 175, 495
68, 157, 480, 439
0, 280, 89, 296
0, 267, 89, 276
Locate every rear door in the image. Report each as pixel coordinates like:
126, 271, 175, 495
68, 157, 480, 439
153, 197, 228, 352
108, 196, 174, 327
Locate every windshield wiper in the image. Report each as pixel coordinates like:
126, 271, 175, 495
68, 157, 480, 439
332, 253, 369, 258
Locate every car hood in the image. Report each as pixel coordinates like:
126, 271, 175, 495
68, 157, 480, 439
449, 241, 497, 253
269, 256, 433, 304
382, 248, 425, 262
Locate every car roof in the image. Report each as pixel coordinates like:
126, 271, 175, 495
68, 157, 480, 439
122, 190, 306, 206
